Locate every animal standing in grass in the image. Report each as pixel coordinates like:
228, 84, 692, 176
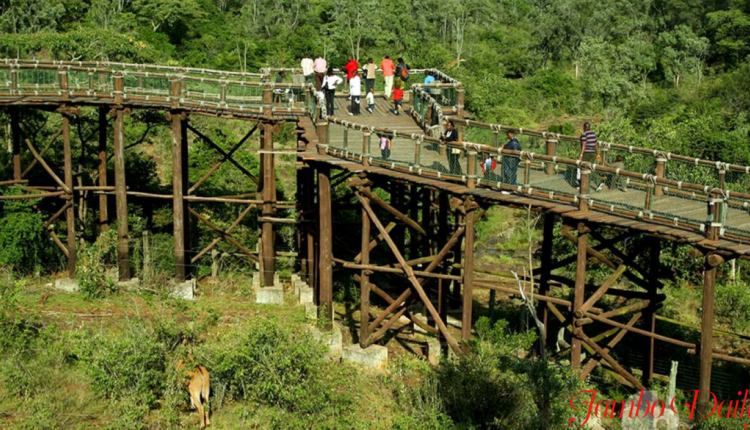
176, 357, 211, 429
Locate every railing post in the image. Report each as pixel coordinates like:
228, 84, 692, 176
114, 72, 124, 105
362, 130, 371, 167
578, 167, 590, 212
654, 157, 666, 197
58, 67, 69, 101
316, 121, 328, 155
9, 66, 18, 93
718, 168, 726, 192
456, 86, 465, 113
467, 150, 477, 189
524, 158, 531, 187
170, 74, 182, 109
545, 136, 557, 175
263, 84, 273, 118
343, 128, 348, 150
414, 138, 422, 167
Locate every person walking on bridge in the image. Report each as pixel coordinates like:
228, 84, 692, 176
349, 71, 362, 116
314, 55, 327, 91
363, 58, 377, 94
344, 56, 359, 95
579, 122, 602, 190
301, 54, 314, 85
502, 131, 521, 186
381, 55, 396, 98
322, 68, 343, 117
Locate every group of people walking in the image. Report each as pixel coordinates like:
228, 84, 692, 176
299, 54, 413, 117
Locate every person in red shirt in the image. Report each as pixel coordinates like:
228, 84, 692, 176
381, 55, 396, 98
344, 56, 359, 95
392, 81, 404, 115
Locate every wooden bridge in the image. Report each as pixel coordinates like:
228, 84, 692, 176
2, 59, 749, 415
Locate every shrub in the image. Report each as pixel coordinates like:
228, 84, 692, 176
716, 281, 750, 333
0, 187, 49, 273
76, 229, 118, 299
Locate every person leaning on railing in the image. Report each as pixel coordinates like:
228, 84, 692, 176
301, 54, 314, 85
443, 120, 461, 175
502, 131, 521, 186
579, 122, 602, 191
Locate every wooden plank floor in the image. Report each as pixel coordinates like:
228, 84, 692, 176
324, 97, 750, 240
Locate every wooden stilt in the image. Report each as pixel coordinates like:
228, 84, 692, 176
360, 175, 371, 347
181, 116, 191, 276
171, 111, 187, 281
643, 238, 660, 385
538, 213, 554, 344
10, 107, 21, 180
318, 164, 333, 329
571, 220, 588, 369
98, 107, 109, 232
260, 121, 276, 286
113, 108, 130, 280
409, 185, 419, 259
62, 111, 76, 276
421, 189, 432, 257
437, 191, 449, 333
462, 203, 476, 340
305, 167, 316, 289
451, 212, 463, 302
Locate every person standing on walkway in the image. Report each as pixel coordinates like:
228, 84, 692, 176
424, 71, 435, 93
443, 120, 461, 175
395, 58, 410, 82
363, 58, 377, 94
578, 122, 602, 190
502, 131, 521, 185
366, 87, 376, 113
314, 55, 327, 91
392, 81, 404, 115
349, 71, 361, 116
322, 68, 343, 117
344, 57, 359, 94
381, 55, 396, 98
301, 54, 314, 85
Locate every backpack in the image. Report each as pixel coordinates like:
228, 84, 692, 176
400, 66, 410, 81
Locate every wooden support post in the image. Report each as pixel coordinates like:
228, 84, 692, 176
113, 108, 130, 281
392, 183, 405, 251
545, 137, 557, 175
698, 193, 721, 417
360, 175, 371, 347
181, 117, 191, 272
10, 107, 21, 181
538, 214, 555, 343
438, 191, 449, 333
421, 189, 433, 257
451, 212, 464, 302
260, 121, 276, 286
171, 111, 188, 281
318, 164, 333, 329
98, 106, 109, 232
462, 204, 476, 340
62, 110, 76, 276
303, 167, 317, 288
571, 219, 588, 369
579, 168, 590, 212
643, 238, 660, 385
654, 157, 666, 197
409, 185, 420, 259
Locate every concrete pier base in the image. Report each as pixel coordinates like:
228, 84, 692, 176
425, 337, 441, 366
54, 278, 79, 292
170, 278, 195, 300
298, 286, 314, 305
310, 324, 343, 361
342, 344, 388, 371
256, 286, 285, 305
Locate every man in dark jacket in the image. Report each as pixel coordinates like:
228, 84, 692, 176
502, 131, 521, 185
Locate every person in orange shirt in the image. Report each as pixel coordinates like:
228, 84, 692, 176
381, 55, 396, 98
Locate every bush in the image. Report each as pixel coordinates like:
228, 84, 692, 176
0, 187, 49, 273
77, 229, 118, 299
204, 317, 349, 416
716, 281, 750, 333
74, 321, 168, 409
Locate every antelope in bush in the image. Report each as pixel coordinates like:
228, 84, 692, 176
176, 354, 211, 429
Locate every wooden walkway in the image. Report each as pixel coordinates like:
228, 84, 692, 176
316, 98, 750, 259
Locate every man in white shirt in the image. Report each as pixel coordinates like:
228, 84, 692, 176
348, 71, 362, 115
313, 55, 327, 91
301, 55, 314, 85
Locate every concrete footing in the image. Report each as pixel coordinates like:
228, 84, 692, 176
170, 278, 195, 300
342, 344, 388, 371
117, 277, 141, 289
256, 286, 285, 305
309, 324, 343, 361
54, 278, 79, 292
425, 337, 441, 366
298, 286, 314, 305
304, 302, 318, 320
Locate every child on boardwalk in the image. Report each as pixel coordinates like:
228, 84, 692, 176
392, 81, 404, 115
378, 133, 391, 160
366, 87, 375, 113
